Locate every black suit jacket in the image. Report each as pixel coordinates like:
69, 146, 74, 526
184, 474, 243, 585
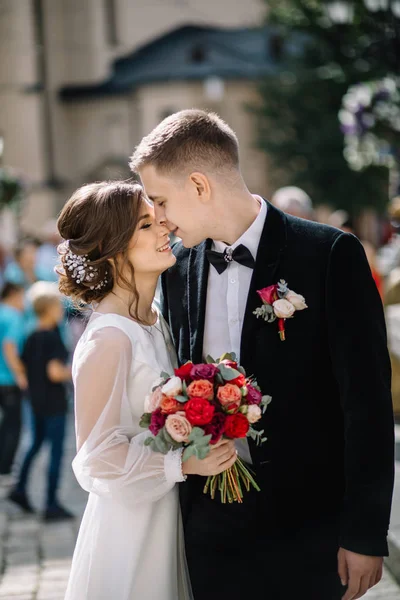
161, 200, 394, 557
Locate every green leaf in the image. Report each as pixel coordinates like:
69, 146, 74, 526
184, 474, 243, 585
218, 364, 241, 381
195, 445, 211, 460
144, 436, 154, 446
261, 395, 273, 414
163, 429, 182, 449
139, 413, 152, 429
175, 395, 188, 403
188, 427, 205, 442
218, 352, 237, 362
215, 373, 225, 385
205, 355, 216, 364
237, 366, 246, 376
160, 371, 171, 380
182, 446, 195, 462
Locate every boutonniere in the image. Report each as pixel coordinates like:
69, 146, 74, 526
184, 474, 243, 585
253, 279, 307, 341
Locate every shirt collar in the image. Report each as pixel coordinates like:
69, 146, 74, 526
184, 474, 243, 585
212, 195, 267, 260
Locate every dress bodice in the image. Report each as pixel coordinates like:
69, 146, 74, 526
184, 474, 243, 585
74, 311, 177, 433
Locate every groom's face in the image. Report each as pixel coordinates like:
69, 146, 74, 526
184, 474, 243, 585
139, 164, 210, 248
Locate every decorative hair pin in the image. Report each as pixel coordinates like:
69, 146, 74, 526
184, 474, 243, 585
65, 243, 108, 291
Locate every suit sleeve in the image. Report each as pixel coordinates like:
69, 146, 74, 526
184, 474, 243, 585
326, 232, 394, 556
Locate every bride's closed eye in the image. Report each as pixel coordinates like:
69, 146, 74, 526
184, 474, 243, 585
140, 222, 152, 230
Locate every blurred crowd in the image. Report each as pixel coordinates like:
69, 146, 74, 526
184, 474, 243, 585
0, 191, 399, 520
0, 220, 85, 520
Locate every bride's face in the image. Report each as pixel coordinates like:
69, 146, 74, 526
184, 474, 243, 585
126, 200, 176, 276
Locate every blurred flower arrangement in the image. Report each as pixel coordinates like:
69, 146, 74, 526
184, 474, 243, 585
339, 76, 400, 172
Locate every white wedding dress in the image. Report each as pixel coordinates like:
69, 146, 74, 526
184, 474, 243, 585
64, 311, 192, 600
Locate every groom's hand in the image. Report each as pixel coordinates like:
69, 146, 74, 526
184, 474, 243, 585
338, 548, 383, 600
182, 439, 237, 477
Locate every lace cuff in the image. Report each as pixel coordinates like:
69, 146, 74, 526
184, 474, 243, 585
164, 448, 186, 484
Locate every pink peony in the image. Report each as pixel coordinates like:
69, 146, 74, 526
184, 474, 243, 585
187, 379, 214, 401
145, 387, 163, 412
165, 412, 192, 443
217, 383, 242, 408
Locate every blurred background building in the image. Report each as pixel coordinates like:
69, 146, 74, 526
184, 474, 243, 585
0, 0, 274, 236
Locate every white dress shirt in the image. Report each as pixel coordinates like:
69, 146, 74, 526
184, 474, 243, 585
203, 197, 267, 463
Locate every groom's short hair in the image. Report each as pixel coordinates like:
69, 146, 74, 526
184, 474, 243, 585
129, 109, 239, 175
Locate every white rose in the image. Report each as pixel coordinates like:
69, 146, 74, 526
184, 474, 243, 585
247, 405, 262, 424
161, 376, 182, 397
273, 298, 296, 319
285, 290, 307, 311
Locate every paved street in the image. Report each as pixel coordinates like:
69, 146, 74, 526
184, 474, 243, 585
0, 414, 399, 599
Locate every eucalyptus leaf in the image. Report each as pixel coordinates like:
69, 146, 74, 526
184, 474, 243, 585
144, 436, 154, 446
182, 446, 195, 462
219, 352, 237, 362
215, 373, 225, 385
218, 364, 241, 381
237, 366, 246, 376
261, 395, 273, 413
153, 431, 169, 454
195, 445, 211, 460
188, 427, 205, 442
205, 355, 216, 364
163, 429, 182, 449
139, 413, 152, 429
160, 371, 171, 381
175, 395, 188, 403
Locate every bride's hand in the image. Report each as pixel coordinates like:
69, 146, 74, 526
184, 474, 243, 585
182, 439, 237, 477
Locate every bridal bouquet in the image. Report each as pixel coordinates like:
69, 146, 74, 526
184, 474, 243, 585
140, 353, 272, 503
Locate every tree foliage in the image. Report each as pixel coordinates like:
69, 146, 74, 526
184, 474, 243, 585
256, 0, 400, 212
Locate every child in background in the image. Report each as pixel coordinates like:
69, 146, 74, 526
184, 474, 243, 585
9, 282, 74, 521
0, 283, 27, 482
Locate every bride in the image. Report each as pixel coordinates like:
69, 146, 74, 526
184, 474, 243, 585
57, 181, 237, 600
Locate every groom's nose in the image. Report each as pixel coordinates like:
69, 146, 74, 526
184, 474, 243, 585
154, 202, 165, 224
155, 203, 175, 231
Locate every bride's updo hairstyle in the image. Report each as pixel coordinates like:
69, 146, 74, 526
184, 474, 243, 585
57, 180, 144, 317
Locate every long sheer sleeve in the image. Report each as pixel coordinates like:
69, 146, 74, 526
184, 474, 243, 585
72, 325, 185, 508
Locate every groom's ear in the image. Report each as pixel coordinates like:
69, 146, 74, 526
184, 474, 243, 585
189, 172, 211, 202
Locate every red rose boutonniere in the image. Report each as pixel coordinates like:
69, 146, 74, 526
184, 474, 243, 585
253, 279, 307, 341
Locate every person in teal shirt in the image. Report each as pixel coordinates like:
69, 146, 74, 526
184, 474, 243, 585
0, 282, 27, 478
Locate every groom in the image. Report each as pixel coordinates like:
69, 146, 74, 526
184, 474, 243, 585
130, 110, 394, 600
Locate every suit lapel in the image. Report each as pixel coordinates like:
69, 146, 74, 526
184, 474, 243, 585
187, 239, 211, 363
240, 201, 288, 369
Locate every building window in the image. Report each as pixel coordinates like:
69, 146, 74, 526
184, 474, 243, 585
104, 0, 118, 46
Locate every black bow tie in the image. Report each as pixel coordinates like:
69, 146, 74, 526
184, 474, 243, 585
206, 244, 255, 274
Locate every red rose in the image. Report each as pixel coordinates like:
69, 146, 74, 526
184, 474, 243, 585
224, 413, 249, 439
204, 413, 226, 444
257, 285, 278, 305
184, 397, 215, 426
174, 362, 193, 382
230, 373, 246, 387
